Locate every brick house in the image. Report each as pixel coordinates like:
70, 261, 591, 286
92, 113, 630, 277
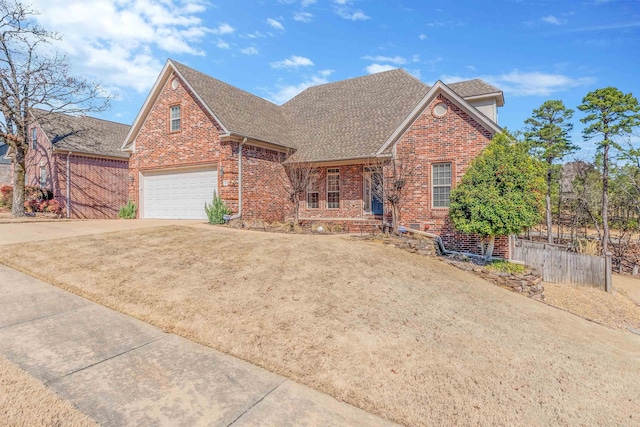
23, 110, 130, 218
123, 59, 508, 256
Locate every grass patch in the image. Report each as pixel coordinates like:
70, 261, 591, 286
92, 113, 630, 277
0, 354, 96, 427
1, 225, 639, 426
487, 260, 526, 274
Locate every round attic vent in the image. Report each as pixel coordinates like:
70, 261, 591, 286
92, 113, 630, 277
433, 103, 448, 118
171, 78, 179, 90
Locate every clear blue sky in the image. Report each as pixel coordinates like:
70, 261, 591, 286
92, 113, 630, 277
30, 0, 640, 159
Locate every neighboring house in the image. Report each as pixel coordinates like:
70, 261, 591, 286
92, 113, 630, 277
25, 110, 130, 218
123, 59, 508, 256
0, 142, 11, 187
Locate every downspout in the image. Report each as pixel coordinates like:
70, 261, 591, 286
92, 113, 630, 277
229, 138, 246, 220
66, 151, 72, 218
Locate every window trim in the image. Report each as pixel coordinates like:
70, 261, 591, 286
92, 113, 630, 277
432, 162, 452, 209
39, 165, 47, 187
306, 171, 319, 209
363, 167, 382, 215
31, 127, 37, 149
326, 168, 340, 210
169, 104, 181, 133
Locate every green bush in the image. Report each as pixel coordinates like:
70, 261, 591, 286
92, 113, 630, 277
118, 201, 137, 219
0, 185, 12, 208
205, 192, 231, 224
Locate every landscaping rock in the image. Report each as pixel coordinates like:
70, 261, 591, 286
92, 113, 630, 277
442, 255, 545, 301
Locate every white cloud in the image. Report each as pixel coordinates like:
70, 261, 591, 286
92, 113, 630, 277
366, 64, 397, 74
243, 31, 267, 39
240, 46, 259, 55
268, 70, 334, 104
333, 0, 369, 20
293, 11, 313, 22
418, 33, 427, 40
267, 18, 285, 31
216, 39, 230, 49
408, 69, 421, 80
439, 75, 467, 84
494, 71, 594, 96
271, 55, 314, 69
441, 70, 595, 96
27, 0, 213, 93
362, 55, 407, 65
338, 9, 370, 20
541, 15, 564, 25
212, 23, 235, 35
301, 0, 317, 5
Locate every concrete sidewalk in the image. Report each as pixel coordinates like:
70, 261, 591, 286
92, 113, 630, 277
0, 265, 395, 426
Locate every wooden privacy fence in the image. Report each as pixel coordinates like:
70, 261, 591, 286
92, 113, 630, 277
511, 238, 612, 290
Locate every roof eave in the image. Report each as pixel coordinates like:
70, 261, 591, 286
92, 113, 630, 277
221, 132, 295, 152
53, 147, 130, 160
463, 91, 505, 107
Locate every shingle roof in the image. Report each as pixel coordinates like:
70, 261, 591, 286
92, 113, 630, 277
148, 61, 503, 162
447, 79, 502, 98
33, 109, 130, 159
172, 62, 291, 147
283, 69, 430, 162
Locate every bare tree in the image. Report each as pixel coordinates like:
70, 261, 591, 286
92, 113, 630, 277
0, 0, 109, 216
367, 153, 417, 234
279, 153, 317, 226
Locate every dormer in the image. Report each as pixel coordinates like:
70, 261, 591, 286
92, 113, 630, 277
447, 79, 504, 124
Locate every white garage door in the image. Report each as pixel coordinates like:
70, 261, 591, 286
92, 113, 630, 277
142, 167, 218, 219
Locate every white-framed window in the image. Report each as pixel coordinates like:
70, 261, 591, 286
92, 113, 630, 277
32, 128, 37, 149
327, 168, 340, 209
307, 172, 319, 209
432, 163, 451, 208
170, 105, 181, 132
39, 166, 47, 187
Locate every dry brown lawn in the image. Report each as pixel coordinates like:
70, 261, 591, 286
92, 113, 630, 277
0, 354, 96, 426
2, 225, 640, 426
544, 280, 640, 331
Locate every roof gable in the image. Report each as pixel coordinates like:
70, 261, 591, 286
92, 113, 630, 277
376, 81, 502, 155
123, 59, 292, 151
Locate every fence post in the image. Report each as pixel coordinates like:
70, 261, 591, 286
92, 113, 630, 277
605, 252, 612, 293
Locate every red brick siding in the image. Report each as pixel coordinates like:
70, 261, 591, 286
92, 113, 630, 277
392, 94, 509, 258
227, 143, 290, 222
128, 71, 227, 211
298, 165, 369, 220
25, 124, 55, 191
129, 72, 288, 221
54, 154, 128, 219
24, 122, 129, 219
0, 164, 12, 187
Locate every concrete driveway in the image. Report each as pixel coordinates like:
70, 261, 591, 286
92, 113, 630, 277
0, 219, 203, 245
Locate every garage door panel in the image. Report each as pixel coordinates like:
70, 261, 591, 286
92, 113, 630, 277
143, 168, 218, 219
